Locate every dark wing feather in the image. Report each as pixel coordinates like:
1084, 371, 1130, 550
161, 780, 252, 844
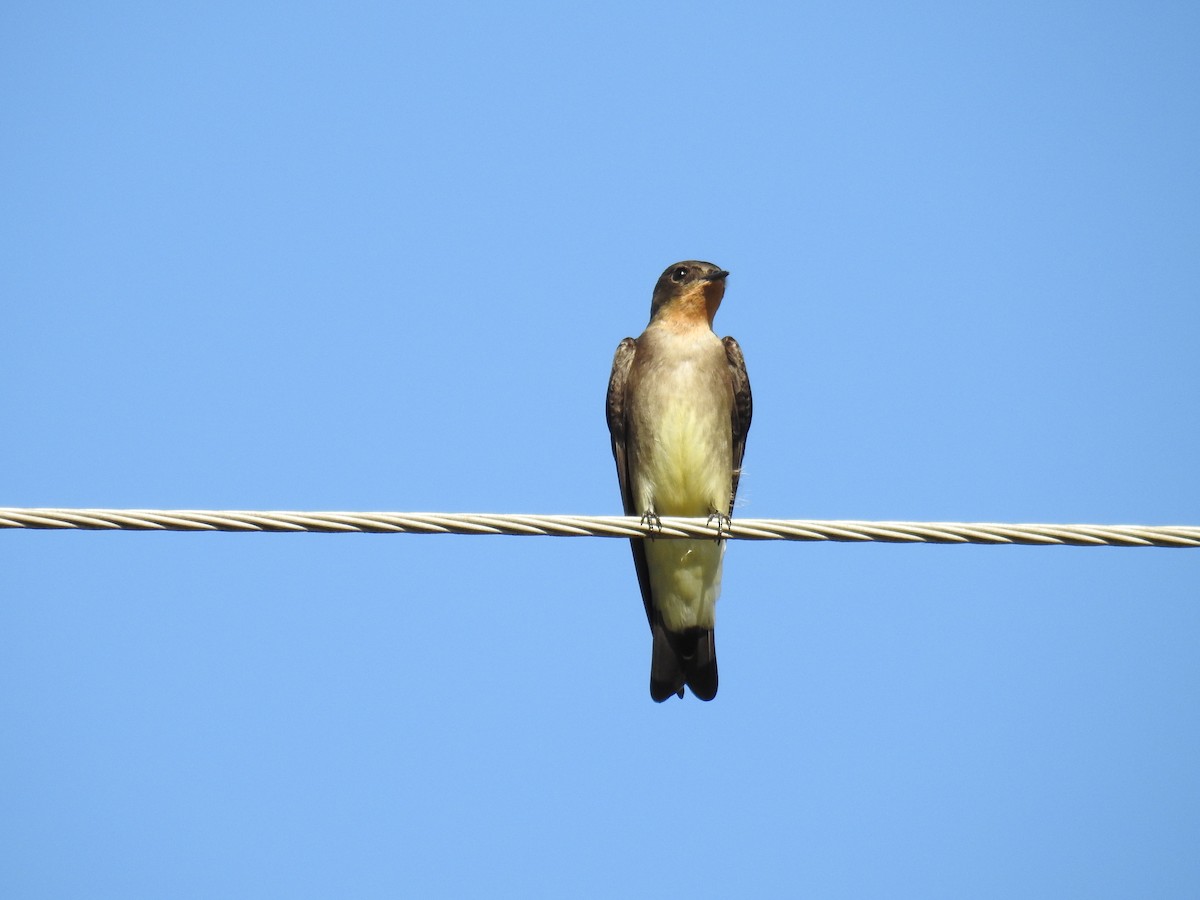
605, 338, 638, 515
722, 336, 752, 514
606, 339, 655, 627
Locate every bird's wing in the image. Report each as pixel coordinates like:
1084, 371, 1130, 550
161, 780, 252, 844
723, 336, 753, 513
606, 337, 655, 626
606, 338, 638, 515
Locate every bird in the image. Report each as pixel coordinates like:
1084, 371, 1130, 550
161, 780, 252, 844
605, 260, 752, 701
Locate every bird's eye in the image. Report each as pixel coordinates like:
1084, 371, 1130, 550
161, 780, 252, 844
671, 266, 689, 282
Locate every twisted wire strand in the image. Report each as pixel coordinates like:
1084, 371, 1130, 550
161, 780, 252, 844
0, 509, 1197, 548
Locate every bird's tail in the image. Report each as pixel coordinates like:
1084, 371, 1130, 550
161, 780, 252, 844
650, 622, 718, 702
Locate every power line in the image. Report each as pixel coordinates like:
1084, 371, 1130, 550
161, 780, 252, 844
0, 508, 1197, 548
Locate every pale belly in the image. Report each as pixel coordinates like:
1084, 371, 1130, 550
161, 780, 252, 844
630, 350, 733, 631
644, 537, 725, 630
642, 396, 732, 516
630, 350, 733, 518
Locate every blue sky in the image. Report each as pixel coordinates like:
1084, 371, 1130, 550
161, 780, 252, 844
3, 1, 1198, 896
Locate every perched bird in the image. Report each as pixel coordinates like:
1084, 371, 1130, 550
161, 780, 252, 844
606, 261, 752, 701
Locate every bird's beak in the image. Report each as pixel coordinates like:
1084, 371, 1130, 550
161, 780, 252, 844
705, 270, 730, 282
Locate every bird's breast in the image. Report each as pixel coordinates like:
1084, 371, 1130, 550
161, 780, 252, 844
631, 333, 733, 516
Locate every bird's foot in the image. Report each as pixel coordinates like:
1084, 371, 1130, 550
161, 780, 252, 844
707, 509, 732, 540
641, 510, 662, 538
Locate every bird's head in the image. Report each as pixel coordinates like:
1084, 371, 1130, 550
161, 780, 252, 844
649, 261, 729, 326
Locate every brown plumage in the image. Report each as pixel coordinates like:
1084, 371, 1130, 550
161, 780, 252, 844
606, 261, 752, 701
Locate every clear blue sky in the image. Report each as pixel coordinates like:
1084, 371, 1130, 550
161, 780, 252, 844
3, 2, 1198, 896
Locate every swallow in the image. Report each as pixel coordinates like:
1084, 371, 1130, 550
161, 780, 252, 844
606, 261, 752, 701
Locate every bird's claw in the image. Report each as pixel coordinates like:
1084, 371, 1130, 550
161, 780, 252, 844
640, 510, 662, 538
707, 510, 732, 540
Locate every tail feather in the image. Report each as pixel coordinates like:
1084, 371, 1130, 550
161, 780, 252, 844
681, 627, 718, 701
650, 621, 685, 701
649, 622, 718, 702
